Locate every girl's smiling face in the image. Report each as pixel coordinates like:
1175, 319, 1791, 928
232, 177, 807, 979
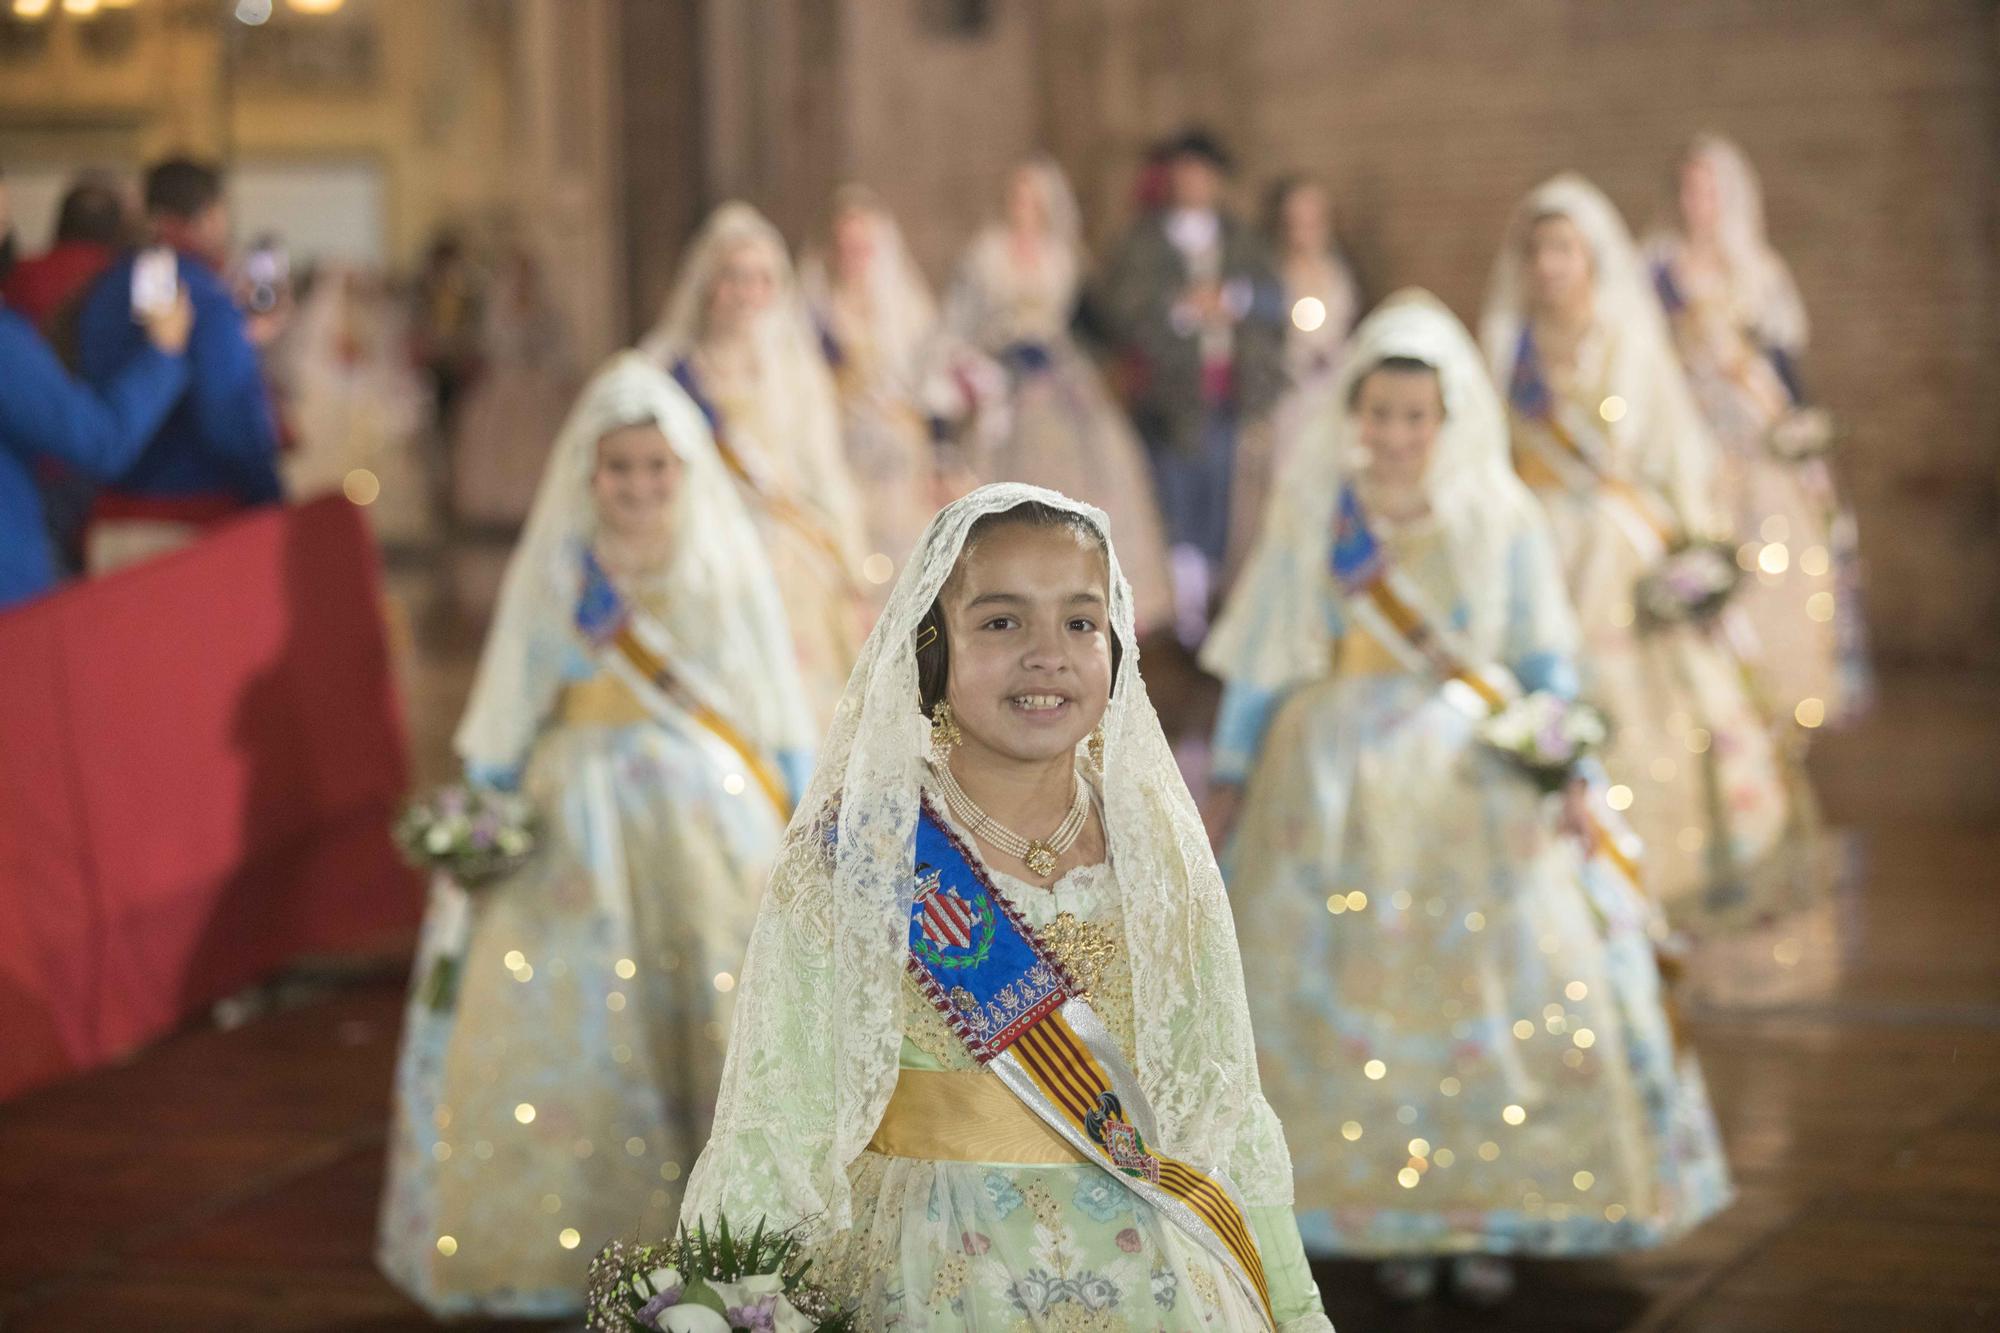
939, 520, 1113, 769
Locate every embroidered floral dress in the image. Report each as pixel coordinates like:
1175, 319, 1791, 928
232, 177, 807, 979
817, 848, 1324, 1330
1212, 516, 1732, 1258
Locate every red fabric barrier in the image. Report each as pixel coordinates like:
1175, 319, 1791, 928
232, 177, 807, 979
0, 496, 421, 1100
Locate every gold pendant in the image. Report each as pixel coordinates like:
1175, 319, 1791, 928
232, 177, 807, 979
1024, 840, 1059, 878
1043, 910, 1118, 1001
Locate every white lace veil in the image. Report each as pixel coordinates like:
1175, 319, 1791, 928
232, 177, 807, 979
1480, 172, 1725, 536
455, 352, 818, 775
1685, 132, 1811, 352
1204, 289, 1573, 690
797, 185, 940, 393
681, 482, 1299, 1237
639, 201, 864, 561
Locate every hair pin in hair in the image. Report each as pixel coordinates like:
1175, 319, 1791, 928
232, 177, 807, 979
914, 624, 939, 652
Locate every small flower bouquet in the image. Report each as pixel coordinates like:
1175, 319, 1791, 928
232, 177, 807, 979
1478, 691, 1610, 793
394, 783, 539, 889
587, 1217, 855, 1332
1635, 539, 1744, 628
1766, 405, 1835, 463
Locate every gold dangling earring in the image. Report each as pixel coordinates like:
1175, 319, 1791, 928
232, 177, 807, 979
930, 699, 962, 757
1087, 724, 1106, 772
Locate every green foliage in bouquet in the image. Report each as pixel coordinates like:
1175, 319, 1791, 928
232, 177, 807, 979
587, 1214, 856, 1333
394, 783, 540, 888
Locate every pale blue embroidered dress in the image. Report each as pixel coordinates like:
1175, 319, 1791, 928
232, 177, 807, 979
1211, 513, 1731, 1258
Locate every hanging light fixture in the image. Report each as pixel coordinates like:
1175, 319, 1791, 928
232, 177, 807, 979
13, 0, 56, 19
59, 0, 101, 15
286, 0, 346, 13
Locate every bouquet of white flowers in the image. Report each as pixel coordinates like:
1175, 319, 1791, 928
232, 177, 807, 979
1766, 405, 1835, 463
394, 783, 539, 889
1477, 691, 1610, 793
1635, 539, 1743, 628
588, 1217, 855, 1332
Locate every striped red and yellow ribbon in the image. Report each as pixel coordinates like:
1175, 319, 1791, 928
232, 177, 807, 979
1006, 1014, 1274, 1324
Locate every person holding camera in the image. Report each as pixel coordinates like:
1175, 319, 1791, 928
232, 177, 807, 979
76, 157, 285, 574
0, 168, 193, 612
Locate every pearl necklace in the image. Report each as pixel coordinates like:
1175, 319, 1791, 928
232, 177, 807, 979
929, 758, 1089, 879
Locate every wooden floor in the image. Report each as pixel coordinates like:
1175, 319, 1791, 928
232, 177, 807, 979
4, 552, 1997, 1332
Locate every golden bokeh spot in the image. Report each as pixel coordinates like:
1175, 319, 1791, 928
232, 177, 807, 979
1463, 911, 1486, 932
1434, 1148, 1456, 1167
1478, 1140, 1501, 1161
342, 469, 381, 506
626, 1136, 648, 1156
1795, 697, 1826, 729
1502, 1103, 1527, 1126
1325, 894, 1347, 915
503, 950, 526, 971
615, 958, 637, 980
1598, 395, 1627, 423
1758, 542, 1790, 575
1574, 1170, 1596, 1191
1439, 1077, 1462, 1096
1573, 1027, 1596, 1049
1565, 981, 1589, 1002
1685, 728, 1712, 754
1291, 296, 1327, 333
1807, 591, 1837, 622
1512, 1019, 1534, 1041
1760, 514, 1790, 543
514, 1102, 536, 1125
1408, 1137, 1431, 1157
722, 773, 747, 796
1605, 785, 1633, 812
606, 991, 627, 1012
1397, 1166, 1421, 1189
436, 1234, 458, 1256
1340, 1120, 1364, 1142
1363, 1059, 1387, 1081
558, 1227, 581, 1250
1346, 890, 1368, 911
862, 553, 896, 585
1605, 1204, 1628, 1223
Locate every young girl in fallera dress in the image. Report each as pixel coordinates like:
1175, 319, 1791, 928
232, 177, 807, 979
1205, 291, 1730, 1306
377, 355, 815, 1318
644, 202, 869, 731
678, 483, 1332, 1329
1481, 174, 1824, 936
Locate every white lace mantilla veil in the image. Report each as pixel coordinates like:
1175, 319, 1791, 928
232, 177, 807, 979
454, 352, 818, 775
680, 481, 1300, 1236
638, 201, 865, 562
797, 186, 940, 393
1202, 289, 1577, 691
1480, 172, 1726, 537
1684, 132, 1811, 351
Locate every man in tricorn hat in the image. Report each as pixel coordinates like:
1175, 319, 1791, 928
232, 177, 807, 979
1104, 127, 1285, 646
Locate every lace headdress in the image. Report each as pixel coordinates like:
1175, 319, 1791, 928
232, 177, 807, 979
640, 201, 863, 561
1480, 172, 1724, 536
455, 352, 817, 774
681, 482, 1299, 1234
1203, 289, 1575, 691
1685, 133, 1811, 352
